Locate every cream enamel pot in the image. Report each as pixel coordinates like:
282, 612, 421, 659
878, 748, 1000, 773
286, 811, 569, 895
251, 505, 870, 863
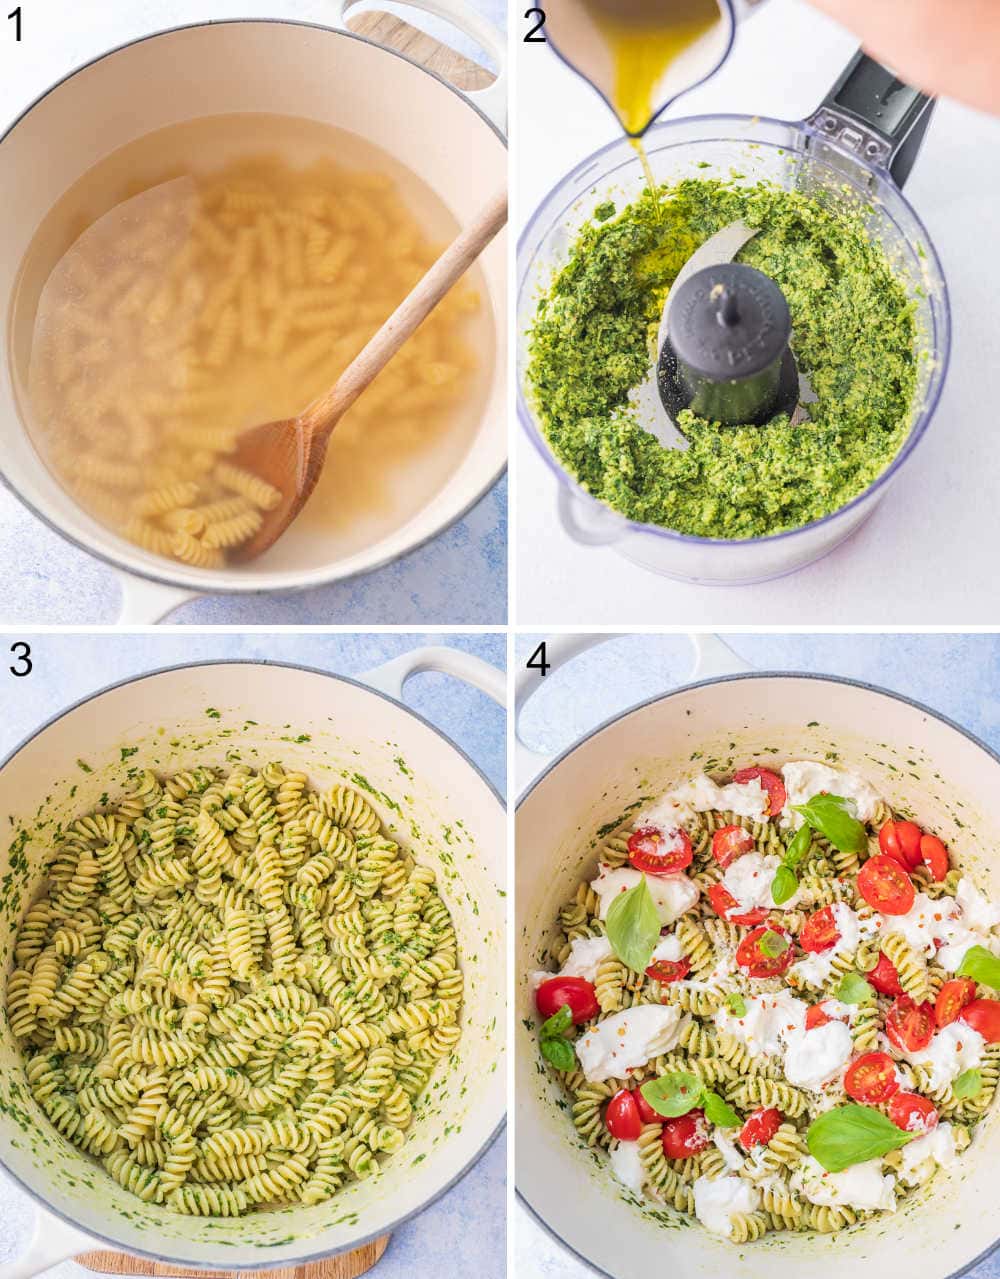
516, 635, 1000, 1279
0, 4, 507, 623
1, 649, 506, 1275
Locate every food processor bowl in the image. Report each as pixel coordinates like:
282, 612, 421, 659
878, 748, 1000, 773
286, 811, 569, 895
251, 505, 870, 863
517, 110, 950, 586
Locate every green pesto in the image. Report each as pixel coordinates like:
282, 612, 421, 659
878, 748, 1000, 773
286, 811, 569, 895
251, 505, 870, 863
527, 178, 918, 539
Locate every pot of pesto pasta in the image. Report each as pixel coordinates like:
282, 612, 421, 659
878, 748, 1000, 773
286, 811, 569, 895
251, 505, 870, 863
0, 6, 507, 622
517, 52, 950, 585
0, 651, 505, 1274
517, 635, 1000, 1277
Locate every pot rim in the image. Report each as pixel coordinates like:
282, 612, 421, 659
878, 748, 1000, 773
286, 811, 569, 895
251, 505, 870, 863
0, 656, 506, 1268
0, 15, 507, 597
516, 112, 952, 551
516, 667, 1000, 1279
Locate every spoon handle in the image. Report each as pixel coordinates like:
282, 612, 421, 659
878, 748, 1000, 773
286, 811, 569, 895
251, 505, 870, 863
300, 187, 507, 437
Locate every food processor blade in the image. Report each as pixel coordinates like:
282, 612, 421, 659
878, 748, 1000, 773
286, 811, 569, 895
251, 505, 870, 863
637, 221, 815, 448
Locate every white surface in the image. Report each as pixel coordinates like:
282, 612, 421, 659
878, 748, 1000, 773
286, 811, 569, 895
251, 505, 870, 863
514, 0, 1000, 626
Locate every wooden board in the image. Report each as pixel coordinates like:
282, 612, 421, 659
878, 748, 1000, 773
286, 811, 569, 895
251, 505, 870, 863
77, 1235, 390, 1278
78, 20, 488, 1268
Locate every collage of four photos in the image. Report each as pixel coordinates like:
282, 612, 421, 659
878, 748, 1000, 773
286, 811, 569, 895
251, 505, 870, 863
2, 2, 1000, 1279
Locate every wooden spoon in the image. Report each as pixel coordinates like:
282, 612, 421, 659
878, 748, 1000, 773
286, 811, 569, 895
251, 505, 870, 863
228, 187, 507, 562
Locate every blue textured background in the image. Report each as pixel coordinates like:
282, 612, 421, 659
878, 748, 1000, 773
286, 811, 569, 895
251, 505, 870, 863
0, 0, 507, 625
514, 631, 1000, 1279
0, 631, 506, 1279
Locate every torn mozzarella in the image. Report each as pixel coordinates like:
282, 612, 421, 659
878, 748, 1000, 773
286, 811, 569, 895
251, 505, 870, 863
609, 1139, 646, 1193
723, 851, 799, 911
781, 761, 883, 828
906, 1021, 985, 1090
637, 774, 769, 829
795, 1156, 896, 1212
574, 1004, 684, 1082
714, 991, 807, 1059
591, 865, 699, 925
693, 1174, 761, 1238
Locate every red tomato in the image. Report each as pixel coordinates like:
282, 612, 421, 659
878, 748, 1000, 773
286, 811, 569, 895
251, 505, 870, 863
919, 834, 949, 882
806, 1002, 834, 1030
888, 1091, 939, 1134
799, 905, 840, 954
633, 1090, 663, 1126
935, 978, 977, 1028
711, 825, 754, 869
604, 1089, 643, 1142
868, 952, 905, 998
960, 999, 1000, 1044
885, 996, 936, 1053
535, 976, 599, 1026
645, 958, 691, 984
732, 767, 786, 817
707, 883, 769, 927
857, 855, 916, 915
627, 826, 693, 876
736, 926, 793, 978
738, 1106, 783, 1151
661, 1109, 710, 1159
844, 1052, 900, 1104
878, 820, 923, 871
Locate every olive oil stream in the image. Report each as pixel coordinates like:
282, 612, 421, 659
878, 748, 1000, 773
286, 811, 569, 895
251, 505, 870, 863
578, 0, 722, 199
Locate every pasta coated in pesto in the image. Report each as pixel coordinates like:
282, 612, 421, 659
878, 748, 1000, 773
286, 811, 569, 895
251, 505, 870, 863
7, 762, 462, 1217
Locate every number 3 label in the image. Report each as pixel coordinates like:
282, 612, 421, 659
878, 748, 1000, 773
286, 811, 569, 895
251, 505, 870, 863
9, 642, 31, 677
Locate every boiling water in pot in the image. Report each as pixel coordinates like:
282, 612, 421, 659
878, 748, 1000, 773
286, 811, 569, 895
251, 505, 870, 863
8, 114, 495, 569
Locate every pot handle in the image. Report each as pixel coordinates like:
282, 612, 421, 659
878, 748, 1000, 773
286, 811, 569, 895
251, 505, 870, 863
7, 1205, 96, 1279
328, 0, 508, 134
515, 633, 753, 792
114, 571, 198, 625
363, 645, 506, 707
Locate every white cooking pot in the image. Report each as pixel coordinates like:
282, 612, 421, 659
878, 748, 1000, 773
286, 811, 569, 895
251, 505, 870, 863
0, 2, 507, 623
1, 646, 506, 1275
516, 634, 1000, 1278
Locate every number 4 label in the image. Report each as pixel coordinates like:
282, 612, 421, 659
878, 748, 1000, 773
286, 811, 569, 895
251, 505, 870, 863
8, 7, 21, 40
526, 642, 550, 677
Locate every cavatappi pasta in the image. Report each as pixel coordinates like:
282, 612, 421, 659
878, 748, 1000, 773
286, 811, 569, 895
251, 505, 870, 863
19, 115, 486, 568
533, 761, 1000, 1241
6, 763, 462, 1217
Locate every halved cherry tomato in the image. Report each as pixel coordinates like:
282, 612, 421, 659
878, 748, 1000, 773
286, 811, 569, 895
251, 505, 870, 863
878, 820, 923, 871
857, 854, 916, 915
868, 951, 905, 998
844, 1052, 900, 1104
888, 1091, 939, 1134
733, 767, 786, 817
806, 1002, 834, 1030
920, 834, 950, 883
633, 1089, 663, 1126
799, 905, 840, 954
645, 958, 691, 984
885, 995, 935, 1053
935, 978, 977, 1028
708, 883, 769, 928
604, 1089, 643, 1142
535, 976, 599, 1025
711, 825, 754, 869
661, 1109, 710, 1159
736, 925, 793, 978
738, 1106, 783, 1151
627, 826, 693, 876
960, 998, 1000, 1044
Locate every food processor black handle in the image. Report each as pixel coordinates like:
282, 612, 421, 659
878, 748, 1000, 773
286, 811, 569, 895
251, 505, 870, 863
806, 49, 935, 188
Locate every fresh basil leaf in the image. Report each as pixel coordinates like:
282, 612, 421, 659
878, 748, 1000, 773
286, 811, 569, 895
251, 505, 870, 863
606, 878, 661, 974
835, 971, 875, 1006
726, 992, 747, 1017
771, 865, 799, 906
784, 824, 813, 869
640, 1071, 703, 1118
703, 1091, 740, 1128
758, 929, 789, 958
540, 1003, 573, 1039
807, 1104, 913, 1172
957, 945, 1000, 989
540, 1036, 576, 1072
953, 1068, 983, 1099
792, 794, 867, 854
